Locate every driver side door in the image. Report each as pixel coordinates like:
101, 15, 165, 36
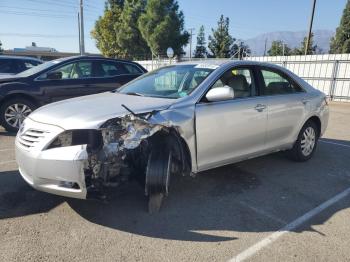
195, 66, 268, 171
36, 61, 94, 102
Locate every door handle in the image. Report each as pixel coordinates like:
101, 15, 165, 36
301, 98, 310, 105
254, 104, 266, 112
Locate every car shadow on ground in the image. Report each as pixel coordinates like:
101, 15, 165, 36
1, 138, 350, 242
0, 130, 16, 137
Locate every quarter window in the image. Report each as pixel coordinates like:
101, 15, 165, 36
261, 69, 302, 95
123, 63, 142, 74
210, 68, 255, 98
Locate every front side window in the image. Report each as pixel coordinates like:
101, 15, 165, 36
118, 65, 213, 99
210, 67, 255, 98
261, 69, 302, 95
40, 61, 93, 80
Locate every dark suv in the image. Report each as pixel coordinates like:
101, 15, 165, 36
0, 56, 42, 75
0, 56, 147, 132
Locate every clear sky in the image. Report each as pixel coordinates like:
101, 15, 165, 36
0, 0, 347, 54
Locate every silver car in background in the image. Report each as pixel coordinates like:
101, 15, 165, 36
15, 60, 329, 212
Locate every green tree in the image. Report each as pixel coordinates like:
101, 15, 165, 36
138, 0, 189, 56
267, 40, 291, 56
91, 0, 149, 59
208, 15, 235, 58
0, 40, 3, 54
330, 0, 350, 53
91, 1, 124, 57
118, 0, 151, 59
194, 25, 207, 58
292, 33, 317, 55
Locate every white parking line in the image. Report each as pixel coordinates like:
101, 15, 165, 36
236, 200, 287, 225
319, 139, 350, 148
0, 148, 14, 152
229, 187, 350, 262
0, 160, 16, 165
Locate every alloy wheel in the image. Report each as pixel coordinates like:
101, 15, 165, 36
300, 126, 316, 156
4, 103, 32, 129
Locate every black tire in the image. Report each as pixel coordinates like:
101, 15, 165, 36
0, 97, 37, 133
289, 120, 319, 162
145, 146, 172, 213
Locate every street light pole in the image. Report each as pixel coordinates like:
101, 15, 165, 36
79, 0, 85, 55
305, 0, 317, 55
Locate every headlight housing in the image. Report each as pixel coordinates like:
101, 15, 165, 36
47, 129, 102, 149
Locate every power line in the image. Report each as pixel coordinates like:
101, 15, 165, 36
0, 33, 77, 38
0, 10, 97, 21
0, 5, 100, 15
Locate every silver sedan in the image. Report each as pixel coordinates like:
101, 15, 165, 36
15, 60, 329, 212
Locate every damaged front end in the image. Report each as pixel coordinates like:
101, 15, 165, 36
81, 110, 190, 211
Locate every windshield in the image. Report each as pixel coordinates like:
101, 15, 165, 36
16, 58, 67, 77
118, 65, 214, 99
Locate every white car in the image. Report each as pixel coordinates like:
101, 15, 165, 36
15, 60, 329, 212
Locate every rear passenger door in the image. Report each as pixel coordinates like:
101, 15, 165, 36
257, 67, 308, 149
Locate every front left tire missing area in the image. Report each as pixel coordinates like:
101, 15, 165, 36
145, 146, 172, 213
0, 98, 36, 133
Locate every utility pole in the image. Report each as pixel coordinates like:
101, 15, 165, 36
79, 0, 85, 55
188, 28, 195, 60
78, 12, 81, 53
305, 0, 317, 55
263, 38, 268, 56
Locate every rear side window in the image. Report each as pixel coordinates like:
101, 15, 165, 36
0, 59, 18, 73
260, 69, 302, 95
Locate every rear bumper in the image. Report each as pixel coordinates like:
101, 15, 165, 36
15, 136, 88, 199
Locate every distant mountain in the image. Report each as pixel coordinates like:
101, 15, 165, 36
245, 30, 335, 56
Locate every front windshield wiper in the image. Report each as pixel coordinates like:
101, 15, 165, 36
124, 92, 144, 97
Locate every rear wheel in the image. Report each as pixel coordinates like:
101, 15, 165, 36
0, 98, 37, 133
145, 146, 172, 213
289, 120, 319, 162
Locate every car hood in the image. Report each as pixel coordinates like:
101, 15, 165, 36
29, 92, 176, 130
0, 75, 23, 83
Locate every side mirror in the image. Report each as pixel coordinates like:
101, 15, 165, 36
206, 85, 234, 102
47, 71, 62, 80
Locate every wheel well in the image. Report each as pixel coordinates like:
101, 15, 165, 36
150, 129, 192, 176
0, 93, 39, 108
307, 116, 321, 136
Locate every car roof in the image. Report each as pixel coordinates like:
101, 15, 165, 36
0, 55, 42, 62
176, 59, 293, 73
60, 55, 142, 64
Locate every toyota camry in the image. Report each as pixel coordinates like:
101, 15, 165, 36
15, 60, 329, 212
